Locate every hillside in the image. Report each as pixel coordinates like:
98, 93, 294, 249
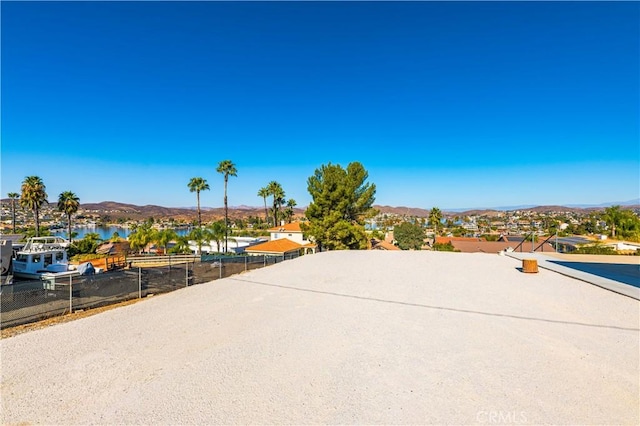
3, 200, 636, 222
78, 201, 302, 222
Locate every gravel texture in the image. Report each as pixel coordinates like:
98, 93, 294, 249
1, 251, 638, 425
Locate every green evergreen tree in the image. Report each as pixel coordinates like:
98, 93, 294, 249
303, 162, 376, 250
394, 222, 425, 250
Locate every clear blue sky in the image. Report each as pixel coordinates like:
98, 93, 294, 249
2, 1, 638, 210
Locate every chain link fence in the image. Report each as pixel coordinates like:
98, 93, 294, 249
1, 252, 300, 330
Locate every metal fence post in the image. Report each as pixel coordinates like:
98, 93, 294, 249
219, 258, 222, 279
185, 262, 188, 287
69, 275, 73, 314
138, 267, 142, 298
245, 256, 247, 271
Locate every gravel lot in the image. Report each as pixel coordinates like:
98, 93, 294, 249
1, 251, 638, 425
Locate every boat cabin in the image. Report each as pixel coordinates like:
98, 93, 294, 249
11, 237, 71, 279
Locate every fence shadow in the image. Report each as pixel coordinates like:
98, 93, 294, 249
1, 253, 300, 330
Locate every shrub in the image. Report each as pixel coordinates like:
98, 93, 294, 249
573, 244, 617, 255
432, 242, 458, 252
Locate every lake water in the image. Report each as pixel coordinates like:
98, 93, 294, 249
52, 226, 190, 241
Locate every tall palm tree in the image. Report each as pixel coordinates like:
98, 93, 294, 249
7, 192, 19, 234
20, 176, 48, 237
216, 160, 237, 252
267, 181, 285, 227
429, 207, 443, 237
57, 191, 80, 243
284, 198, 297, 223
257, 186, 269, 225
188, 177, 210, 228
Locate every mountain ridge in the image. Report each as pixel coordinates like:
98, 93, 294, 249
77, 200, 640, 219
3, 199, 637, 220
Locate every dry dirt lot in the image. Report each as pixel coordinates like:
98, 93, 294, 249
1, 251, 638, 425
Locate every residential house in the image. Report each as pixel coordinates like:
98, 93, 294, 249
267, 222, 311, 245
245, 222, 316, 256
435, 236, 555, 253
370, 239, 401, 251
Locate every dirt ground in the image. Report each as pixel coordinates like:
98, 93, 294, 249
1, 298, 143, 339
1, 262, 263, 338
2, 251, 638, 425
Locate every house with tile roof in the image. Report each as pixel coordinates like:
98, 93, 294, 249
267, 222, 310, 245
369, 239, 401, 251
245, 222, 316, 256
435, 236, 555, 254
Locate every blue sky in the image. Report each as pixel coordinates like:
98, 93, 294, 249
2, 1, 638, 210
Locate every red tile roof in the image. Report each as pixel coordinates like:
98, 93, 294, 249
435, 236, 485, 244
245, 238, 303, 254
268, 222, 303, 233
370, 239, 401, 251
448, 240, 556, 254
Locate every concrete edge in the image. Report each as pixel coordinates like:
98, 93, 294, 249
505, 252, 640, 301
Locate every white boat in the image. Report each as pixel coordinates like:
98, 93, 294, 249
1, 239, 13, 284
11, 236, 75, 280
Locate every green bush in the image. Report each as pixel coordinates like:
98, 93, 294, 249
70, 253, 104, 262
573, 244, 617, 255
432, 242, 458, 252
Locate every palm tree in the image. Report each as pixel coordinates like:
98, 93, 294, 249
257, 186, 269, 225
188, 177, 210, 228
284, 198, 297, 223
153, 229, 177, 255
128, 223, 154, 254
20, 176, 48, 237
188, 226, 209, 255
216, 160, 237, 252
429, 207, 443, 237
57, 191, 80, 243
267, 181, 285, 227
207, 221, 226, 253
7, 192, 19, 233
170, 235, 192, 254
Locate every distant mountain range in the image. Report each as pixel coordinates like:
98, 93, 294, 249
450, 198, 640, 212
78, 201, 301, 222
78, 199, 639, 220
2, 199, 637, 220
